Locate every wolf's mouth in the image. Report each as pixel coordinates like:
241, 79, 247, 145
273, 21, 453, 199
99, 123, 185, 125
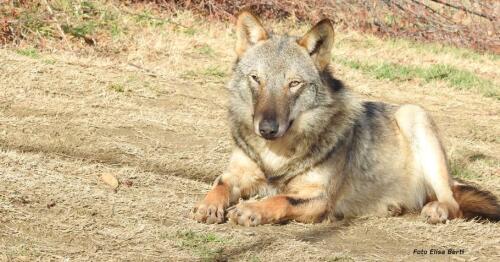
288, 119, 294, 130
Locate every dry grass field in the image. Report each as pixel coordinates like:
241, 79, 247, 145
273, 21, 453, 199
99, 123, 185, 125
0, 2, 499, 261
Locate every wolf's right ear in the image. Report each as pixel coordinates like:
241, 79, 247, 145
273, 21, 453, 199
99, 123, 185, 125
298, 19, 335, 70
235, 11, 268, 57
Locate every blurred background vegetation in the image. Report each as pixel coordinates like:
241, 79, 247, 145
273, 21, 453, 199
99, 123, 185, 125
1, 0, 498, 53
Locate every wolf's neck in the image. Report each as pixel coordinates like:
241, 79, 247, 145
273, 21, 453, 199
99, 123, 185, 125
233, 92, 362, 184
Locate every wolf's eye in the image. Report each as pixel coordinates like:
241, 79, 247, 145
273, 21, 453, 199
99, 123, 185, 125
249, 74, 260, 84
289, 80, 302, 88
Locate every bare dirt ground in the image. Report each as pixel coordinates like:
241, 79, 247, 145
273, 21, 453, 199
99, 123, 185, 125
1, 11, 499, 261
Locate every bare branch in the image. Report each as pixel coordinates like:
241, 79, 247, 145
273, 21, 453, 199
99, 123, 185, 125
429, 0, 495, 21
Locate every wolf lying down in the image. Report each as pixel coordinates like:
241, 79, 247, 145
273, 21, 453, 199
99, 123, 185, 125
193, 12, 499, 226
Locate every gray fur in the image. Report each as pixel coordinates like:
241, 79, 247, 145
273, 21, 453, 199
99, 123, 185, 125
194, 13, 498, 225
227, 28, 424, 219
229, 35, 355, 179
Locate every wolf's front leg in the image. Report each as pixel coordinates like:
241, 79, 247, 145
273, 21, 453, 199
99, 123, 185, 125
227, 195, 327, 226
193, 149, 268, 224
225, 163, 335, 226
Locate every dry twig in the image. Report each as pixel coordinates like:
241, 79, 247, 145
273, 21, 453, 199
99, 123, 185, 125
40, 0, 72, 50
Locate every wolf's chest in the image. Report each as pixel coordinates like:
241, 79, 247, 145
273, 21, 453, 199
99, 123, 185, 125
259, 147, 291, 172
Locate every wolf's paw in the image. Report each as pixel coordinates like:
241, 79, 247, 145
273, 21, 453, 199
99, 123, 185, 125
421, 201, 450, 224
421, 200, 461, 224
192, 202, 225, 224
387, 204, 403, 217
227, 203, 264, 227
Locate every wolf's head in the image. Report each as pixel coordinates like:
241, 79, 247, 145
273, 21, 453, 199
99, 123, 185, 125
229, 12, 343, 141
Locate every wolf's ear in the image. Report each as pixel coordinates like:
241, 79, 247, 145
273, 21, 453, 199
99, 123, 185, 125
236, 11, 268, 57
298, 19, 334, 70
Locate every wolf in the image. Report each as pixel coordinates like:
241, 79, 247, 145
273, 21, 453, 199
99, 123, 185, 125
192, 11, 500, 226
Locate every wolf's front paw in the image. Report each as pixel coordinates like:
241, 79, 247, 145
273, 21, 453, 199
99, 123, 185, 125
192, 202, 225, 224
227, 203, 264, 227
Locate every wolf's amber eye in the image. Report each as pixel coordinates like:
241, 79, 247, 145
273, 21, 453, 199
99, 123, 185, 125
250, 74, 260, 84
289, 80, 302, 88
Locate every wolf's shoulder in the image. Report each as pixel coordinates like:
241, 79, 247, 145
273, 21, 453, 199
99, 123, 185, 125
360, 101, 398, 119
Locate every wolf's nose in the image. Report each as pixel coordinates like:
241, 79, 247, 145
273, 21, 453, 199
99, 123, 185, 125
259, 119, 279, 139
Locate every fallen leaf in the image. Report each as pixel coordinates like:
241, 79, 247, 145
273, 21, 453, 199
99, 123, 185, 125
101, 173, 119, 190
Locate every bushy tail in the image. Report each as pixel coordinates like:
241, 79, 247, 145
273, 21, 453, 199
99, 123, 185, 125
453, 181, 500, 221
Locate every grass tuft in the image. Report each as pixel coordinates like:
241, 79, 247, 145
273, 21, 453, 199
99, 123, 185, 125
108, 83, 125, 93
337, 58, 498, 99
181, 66, 226, 80
372, 63, 414, 81
174, 230, 227, 261
197, 44, 215, 56
328, 255, 355, 262
16, 48, 40, 59
62, 21, 96, 39
249, 256, 262, 262
203, 66, 226, 78
423, 64, 486, 91
42, 59, 56, 65
387, 38, 500, 62
183, 27, 197, 36
450, 161, 477, 180
135, 10, 166, 27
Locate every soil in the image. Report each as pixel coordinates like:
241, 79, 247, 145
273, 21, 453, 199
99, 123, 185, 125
0, 15, 499, 261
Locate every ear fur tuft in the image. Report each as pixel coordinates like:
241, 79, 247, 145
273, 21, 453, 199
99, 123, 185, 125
298, 19, 335, 70
235, 11, 268, 57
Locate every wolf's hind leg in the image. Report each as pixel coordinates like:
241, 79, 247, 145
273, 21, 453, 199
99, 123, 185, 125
395, 105, 461, 223
421, 201, 452, 224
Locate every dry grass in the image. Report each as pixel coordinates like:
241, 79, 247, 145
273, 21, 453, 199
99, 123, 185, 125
129, 0, 500, 52
3, 1, 499, 52
0, 4, 499, 261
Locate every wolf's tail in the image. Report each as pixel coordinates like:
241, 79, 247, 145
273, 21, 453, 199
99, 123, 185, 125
453, 181, 500, 221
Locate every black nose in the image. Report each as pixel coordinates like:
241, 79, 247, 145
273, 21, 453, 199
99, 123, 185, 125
259, 119, 279, 139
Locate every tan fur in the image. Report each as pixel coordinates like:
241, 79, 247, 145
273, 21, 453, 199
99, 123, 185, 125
193, 148, 274, 224
194, 12, 499, 226
227, 195, 327, 226
228, 196, 289, 225
452, 183, 500, 221
298, 19, 335, 70
286, 167, 330, 198
394, 105, 461, 220
235, 11, 268, 57
224, 148, 272, 199
204, 184, 230, 206
193, 183, 230, 224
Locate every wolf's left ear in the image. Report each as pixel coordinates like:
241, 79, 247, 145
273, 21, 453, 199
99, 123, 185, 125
236, 11, 268, 57
298, 19, 334, 70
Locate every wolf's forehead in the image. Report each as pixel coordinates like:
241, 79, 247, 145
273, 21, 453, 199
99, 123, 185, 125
263, 36, 303, 57
246, 36, 311, 70
270, 35, 299, 52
